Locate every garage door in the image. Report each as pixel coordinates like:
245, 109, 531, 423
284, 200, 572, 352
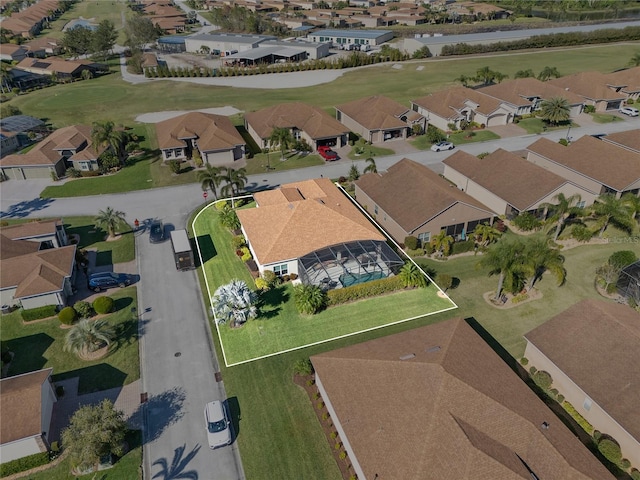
6, 168, 25, 180
22, 167, 52, 179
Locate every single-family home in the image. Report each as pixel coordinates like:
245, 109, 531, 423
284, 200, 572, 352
477, 77, 585, 118
335, 95, 425, 143
1, 219, 69, 249
0, 43, 30, 62
23, 37, 63, 57
548, 71, 626, 112
244, 102, 349, 151
0, 0, 60, 38
0, 115, 46, 157
236, 178, 404, 288
154, 112, 245, 165
13, 57, 106, 81
311, 318, 615, 480
0, 368, 57, 464
524, 299, 640, 468
443, 149, 596, 218
411, 86, 512, 131
355, 158, 495, 245
604, 66, 640, 102
601, 128, 640, 154
526, 135, 640, 198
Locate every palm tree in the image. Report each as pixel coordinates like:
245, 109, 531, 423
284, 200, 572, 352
218, 205, 240, 231
591, 193, 635, 237
398, 262, 428, 288
363, 157, 377, 174
212, 279, 258, 328
477, 238, 528, 299
628, 52, 640, 67
220, 167, 247, 199
64, 319, 115, 357
538, 97, 570, 126
473, 223, 502, 247
293, 284, 326, 315
94, 207, 126, 238
91, 121, 127, 163
514, 69, 535, 79
197, 164, 222, 200
537, 66, 561, 81
429, 230, 454, 256
455, 74, 470, 87
540, 192, 583, 241
523, 238, 566, 290
621, 192, 640, 222
268, 127, 294, 160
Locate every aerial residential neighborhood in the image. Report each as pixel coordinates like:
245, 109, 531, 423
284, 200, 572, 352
1, 0, 640, 479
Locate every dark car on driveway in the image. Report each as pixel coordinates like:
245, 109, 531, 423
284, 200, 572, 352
149, 221, 164, 243
88, 272, 132, 292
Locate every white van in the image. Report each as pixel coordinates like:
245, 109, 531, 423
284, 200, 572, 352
359, 44, 371, 52
620, 106, 639, 117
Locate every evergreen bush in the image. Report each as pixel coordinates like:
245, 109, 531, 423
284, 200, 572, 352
404, 236, 419, 250
73, 301, 94, 319
21, 305, 57, 321
93, 296, 114, 315
58, 306, 77, 325
598, 438, 622, 465
0, 452, 50, 476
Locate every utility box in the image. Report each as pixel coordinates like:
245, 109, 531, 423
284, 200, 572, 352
170, 229, 195, 271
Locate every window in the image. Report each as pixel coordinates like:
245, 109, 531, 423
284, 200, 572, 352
418, 232, 431, 244
79, 161, 90, 171
273, 264, 288, 276
576, 201, 585, 209
374, 204, 378, 215
583, 397, 592, 411
165, 149, 173, 158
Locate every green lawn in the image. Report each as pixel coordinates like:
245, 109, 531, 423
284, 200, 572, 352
192, 205, 455, 365
448, 129, 501, 145
590, 112, 624, 123
64, 216, 135, 265
347, 140, 395, 160
0, 287, 140, 394
244, 151, 325, 175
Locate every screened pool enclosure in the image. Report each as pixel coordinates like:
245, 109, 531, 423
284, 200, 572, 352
297, 240, 404, 290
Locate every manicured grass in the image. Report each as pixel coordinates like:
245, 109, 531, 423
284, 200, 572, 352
448, 129, 501, 145
10, 45, 640, 128
64, 216, 135, 265
516, 118, 578, 135
347, 140, 395, 160
0, 287, 140, 394
244, 152, 324, 175
590, 113, 624, 123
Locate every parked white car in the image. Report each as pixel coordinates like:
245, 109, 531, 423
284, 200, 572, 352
620, 106, 639, 117
204, 401, 232, 449
431, 141, 455, 152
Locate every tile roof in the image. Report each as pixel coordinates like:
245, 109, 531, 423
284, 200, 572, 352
604, 66, 640, 93
336, 95, 416, 131
0, 368, 53, 444
355, 158, 493, 231
311, 318, 614, 480
412, 86, 502, 119
236, 178, 383, 265
443, 148, 569, 210
244, 102, 349, 140
15, 56, 86, 75
602, 128, 640, 153
526, 135, 640, 191
478, 77, 584, 106
0, 219, 62, 241
0, 234, 75, 298
548, 71, 626, 101
155, 112, 244, 152
525, 299, 640, 443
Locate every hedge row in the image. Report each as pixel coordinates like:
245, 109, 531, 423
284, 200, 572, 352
0, 451, 50, 476
441, 26, 640, 56
451, 239, 475, 255
21, 305, 58, 322
563, 401, 594, 435
327, 275, 405, 306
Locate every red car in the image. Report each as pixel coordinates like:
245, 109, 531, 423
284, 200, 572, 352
318, 145, 338, 161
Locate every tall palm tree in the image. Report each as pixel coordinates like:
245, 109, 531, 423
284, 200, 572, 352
621, 192, 640, 222
591, 193, 635, 237
540, 192, 583, 241
213, 280, 258, 328
398, 262, 428, 288
197, 164, 222, 200
514, 69, 535, 79
628, 52, 640, 67
91, 121, 127, 163
64, 319, 115, 357
94, 207, 126, 238
268, 127, 294, 160
537, 66, 561, 81
477, 238, 527, 299
363, 157, 377, 174
539, 97, 570, 125
523, 238, 566, 289
473, 223, 502, 247
220, 167, 248, 207
430, 230, 454, 256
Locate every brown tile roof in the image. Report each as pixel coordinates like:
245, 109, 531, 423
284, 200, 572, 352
0, 43, 27, 55
526, 135, 640, 191
355, 158, 493, 232
548, 71, 626, 101
0, 219, 62, 241
15, 56, 85, 75
311, 318, 614, 480
478, 77, 584, 106
236, 178, 383, 265
335, 95, 416, 131
443, 148, 569, 210
605, 66, 640, 93
244, 102, 349, 140
0, 368, 53, 444
141, 53, 159, 68
602, 128, 640, 153
412, 86, 502, 119
525, 299, 640, 443
155, 112, 244, 152
0, 234, 75, 298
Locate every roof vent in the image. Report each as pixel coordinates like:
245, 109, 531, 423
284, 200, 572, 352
426, 346, 441, 353
399, 353, 415, 360
541, 422, 550, 430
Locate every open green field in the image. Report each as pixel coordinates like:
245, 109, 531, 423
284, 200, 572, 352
192, 204, 455, 365
10, 44, 640, 128
0, 287, 140, 394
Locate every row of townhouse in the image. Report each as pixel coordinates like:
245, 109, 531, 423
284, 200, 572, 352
135, 0, 189, 34
0, 0, 61, 38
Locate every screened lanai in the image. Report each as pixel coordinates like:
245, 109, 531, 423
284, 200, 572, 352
297, 240, 404, 290
617, 261, 640, 303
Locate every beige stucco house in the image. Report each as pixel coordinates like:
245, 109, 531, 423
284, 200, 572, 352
0, 368, 57, 464
524, 299, 640, 468
1, 219, 69, 249
605, 67, 640, 102
355, 158, 495, 245
548, 71, 626, 112
311, 318, 615, 480
601, 128, 640, 154
443, 149, 596, 218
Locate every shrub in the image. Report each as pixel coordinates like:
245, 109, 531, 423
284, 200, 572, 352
255, 277, 268, 290
564, 402, 594, 434
240, 246, 252, 262
404, 235, 419, 250
520, 357, 529, 366
327, 276, 405, 306
0, 452, 50, 477
330, 431, 338, 439
406, 248, 426, 257
262, 270, 279, 288
306, 379, 315, 386
290, 273, 298, 281
231, 235, 246, 249
598, 438, 622, 465
73, 301, 93, 319
451, 239, 475, 255
630, 468, 640, 480
556, 394, 564, 403
282, 274, 291, 282
437, 274, 453, 291
316, 401, 324, 410
477, 152, 490, 159
529, 366, 537, 375
620, 458, 631, 469
511, 293, 529, 304
168, 159, 181, 174
339, 451, 347, 460
608, 250, 638, 269
533, 370, 553, 390
21, 304, 57, 321
93, 296, 114, 315
67, 167, 82, 178
58, 306, 77, 325
334, 442, 341, 450
593, 430, 602, 441
294, 284, 327, 315
293, 358, 314, 376
558, 138, 569, 146
512, 212, 541, 231
572, 224, 594, 242
584, 105, 596, 113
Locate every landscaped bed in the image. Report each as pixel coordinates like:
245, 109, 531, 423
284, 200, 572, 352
192, 204, 456, 366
